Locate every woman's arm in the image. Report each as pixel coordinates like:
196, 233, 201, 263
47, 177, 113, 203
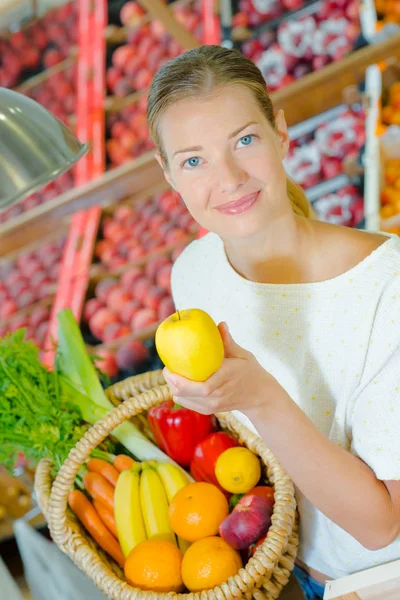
244, 389, 400, 551
164, 322, 400, 550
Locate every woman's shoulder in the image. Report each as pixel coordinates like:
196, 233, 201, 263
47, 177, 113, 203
311, 220, 400, 278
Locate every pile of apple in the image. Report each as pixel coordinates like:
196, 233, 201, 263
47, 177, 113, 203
313, 183, 364, 226
240, 0, 360, 91
284, 107, 366, 189
26, 64, 77, 125
382, 81, 400, 127
94, 192, 196, 270
0, 304, 51, 349
0, 237, 65, 323
0, 171, 74, 224
0, 1, 77, 89
106, 1, 202, 98
107, 95, 154, 167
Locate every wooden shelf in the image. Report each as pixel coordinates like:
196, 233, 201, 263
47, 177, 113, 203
15, 52, 77, 94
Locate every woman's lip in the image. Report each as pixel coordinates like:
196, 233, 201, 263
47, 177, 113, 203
215, 192, 260, 215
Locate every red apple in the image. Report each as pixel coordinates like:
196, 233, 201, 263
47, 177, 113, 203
116, 339, 149, 370
30, 306, 50, 328
121, 267, 144, 291
132, 277, 152, 304
143, 286, 165, 312
1, 299, 18, 319
120, 299, 141, 325
120, 1, 145, 26
130, 308, 157, 332
83, 298, 104, 323
103, 322, 131, 342
10, 313, 30, 330
89, 308, 119, 339
94, 348, 119, 378
219, 495, 273, 550
106, 288, 133, 312
112, 45, 137, 71
145, 256, 170, 281
156, 264, 172, 293
17, 290, 36, 308
95, 278, 119, 303
157, 296, 175, 321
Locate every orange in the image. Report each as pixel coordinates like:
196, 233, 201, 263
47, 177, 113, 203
124, 539, 184, 592
169, 482, 229, 542
182, 536, 242, 592
380, 202, 396, 220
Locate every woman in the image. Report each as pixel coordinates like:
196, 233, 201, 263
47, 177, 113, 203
147, 45, 400, 600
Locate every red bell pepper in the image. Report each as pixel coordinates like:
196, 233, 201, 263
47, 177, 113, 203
147, 401, 216, 467
190, 431, 239, 487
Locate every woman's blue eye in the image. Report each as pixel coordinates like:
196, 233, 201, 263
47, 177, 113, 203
237, 135, 254, 147
184, 157, 201, 168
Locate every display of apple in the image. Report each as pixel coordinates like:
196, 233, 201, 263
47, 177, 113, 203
219, 494, 274, 550
313, 184, 364, 227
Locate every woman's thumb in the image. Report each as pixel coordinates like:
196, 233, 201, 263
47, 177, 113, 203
218, 322, 246, 358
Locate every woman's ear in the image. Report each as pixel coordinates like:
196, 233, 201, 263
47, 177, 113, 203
274, 109, 290, 160
155, 152, 176, 189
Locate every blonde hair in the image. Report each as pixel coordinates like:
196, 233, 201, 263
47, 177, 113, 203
147, 45, 312, 219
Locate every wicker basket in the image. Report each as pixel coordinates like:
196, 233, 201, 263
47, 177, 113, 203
34, 370, 299, 600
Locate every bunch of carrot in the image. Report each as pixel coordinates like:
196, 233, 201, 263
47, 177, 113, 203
68, 454, 136, 567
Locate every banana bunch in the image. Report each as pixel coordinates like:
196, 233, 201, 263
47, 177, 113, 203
114, 460, 191, 558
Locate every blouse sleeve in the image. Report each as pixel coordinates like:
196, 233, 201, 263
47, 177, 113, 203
350, 291, 400, 480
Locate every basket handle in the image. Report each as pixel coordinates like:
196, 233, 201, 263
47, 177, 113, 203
47, 382, 172, 545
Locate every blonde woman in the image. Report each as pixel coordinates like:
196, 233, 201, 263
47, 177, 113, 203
147, 45, 400, 600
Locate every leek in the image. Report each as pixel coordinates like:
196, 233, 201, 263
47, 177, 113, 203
56, 309, 173, 463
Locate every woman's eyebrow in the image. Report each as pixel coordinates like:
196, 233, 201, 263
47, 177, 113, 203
172, 121, 258, 158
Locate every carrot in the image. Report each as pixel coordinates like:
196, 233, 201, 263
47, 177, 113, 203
113, 454, 136, 472
93, 499, 118, 538
83, 472, 114, 513
68, 490, 124, 567
87, 458, 119, 486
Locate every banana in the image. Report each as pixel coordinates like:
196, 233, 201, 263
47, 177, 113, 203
156, 462, 192, 554
156, 462, 191, 503
114, 464, 146, 557
140, 461, 177, 546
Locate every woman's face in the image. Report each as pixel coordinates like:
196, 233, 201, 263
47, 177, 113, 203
157, 84, 291, 240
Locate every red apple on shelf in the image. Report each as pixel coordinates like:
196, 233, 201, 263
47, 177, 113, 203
143, 286, 166, 312
145, 257, 170, 281
158, 296, 175, 321
116, 339, 149, 370
10, 314, 30, 330
121, 267, 144, 291
30, 306, 50, 328
120, 300, 141, 325
95, 278, 119, 303
1, 299, 18, 319
131, 308, 157, 332
120, 1, 146, 26
156, 264, 172, 293
83, 298, 104, 323
94, 348, 119, 378
132, 277, 152, 304
103, 322, 131, 343
89, 308, 119, 339
107, 288, 133, 313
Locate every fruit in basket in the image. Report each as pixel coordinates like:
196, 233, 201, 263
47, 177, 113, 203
190, 432, 239, 487
124, 539, 184, 592
155, 308, 224, 381
155, 462, 191, 502
219, 494, 273, 550
148, 401, 216, 467
169, 482, 229, 542
115, 464, 147, 557
140, 461, 176, 544
245, 485, 275, 502
215, 447, 261, 494
181, 536, 242, 592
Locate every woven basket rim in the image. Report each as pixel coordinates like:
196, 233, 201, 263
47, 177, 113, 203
35, 371, 298, 600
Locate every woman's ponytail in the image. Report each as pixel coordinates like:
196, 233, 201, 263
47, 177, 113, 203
287, 178, 314, 218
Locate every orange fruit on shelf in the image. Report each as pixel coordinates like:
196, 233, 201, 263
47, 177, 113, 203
124, 539, 184, 592
182, 536, 242, 592
380, 203, 396, 220
169, 482, 229, 542
382, 106, 394, 125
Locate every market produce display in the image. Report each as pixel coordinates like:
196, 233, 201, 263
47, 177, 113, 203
313, 184, 364, 226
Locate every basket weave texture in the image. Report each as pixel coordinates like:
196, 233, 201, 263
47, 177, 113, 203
34, 370, 299, 600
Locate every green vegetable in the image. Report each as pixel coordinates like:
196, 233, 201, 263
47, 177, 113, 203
0, 330, 87, 472
56, 309, 171, 463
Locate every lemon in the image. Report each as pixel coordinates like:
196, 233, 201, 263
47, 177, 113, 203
215, 447, 261, 493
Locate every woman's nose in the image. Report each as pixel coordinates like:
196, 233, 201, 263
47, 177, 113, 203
218, 156, 248, 194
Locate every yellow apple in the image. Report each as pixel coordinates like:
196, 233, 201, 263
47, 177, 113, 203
155, 308, 224, 381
